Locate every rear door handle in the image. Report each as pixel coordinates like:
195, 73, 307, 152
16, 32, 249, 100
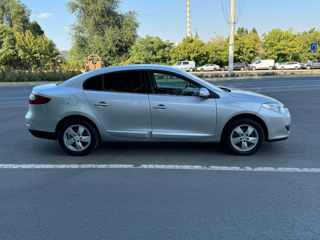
94, 101, 109, 107
153, 104, 167, 110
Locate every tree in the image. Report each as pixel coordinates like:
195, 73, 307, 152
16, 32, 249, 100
15, 30, 58, 70
27, 21, 44, 36
171, 37, 209, 66
129, 35, 174, 65
0, 0, 30, 32
262, 28, 301, 62
0, 24, 18, 67
67, 0, 139, 66
251, 27, 258, 35
299, 29, 320, 62
207, 36, 228, 66
234, 33, 261, 63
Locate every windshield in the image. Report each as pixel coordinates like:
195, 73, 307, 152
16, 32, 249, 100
190, 73, 223, 92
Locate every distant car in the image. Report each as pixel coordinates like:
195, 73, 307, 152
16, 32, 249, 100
173, 61, 196, 72
224, 62, 247, 71
197, 64, 220, 71
276, 62, 301, 70
300, 63, 308, 69
249, 59, 275, 70
306, 60, 320, 69
25, 64, 291, 156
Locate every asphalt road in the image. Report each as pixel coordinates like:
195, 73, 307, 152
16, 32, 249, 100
1, 76, 320, 239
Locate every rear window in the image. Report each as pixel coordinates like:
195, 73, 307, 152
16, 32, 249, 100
83, 75, 103, 91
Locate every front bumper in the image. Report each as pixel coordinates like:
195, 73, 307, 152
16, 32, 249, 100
258, 107, 291, 141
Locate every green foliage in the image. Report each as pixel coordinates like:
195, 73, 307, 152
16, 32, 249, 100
171, 37, 209, 66
299, 29, 320, 62
0, 0, 30, 32
207, 36, 228, 66
0, 24, 18, 66
234, 33, 261, 63
67, 0, 138, 66
60, 59, 84, 72
129, 35, 174, 65
15, 30, 58, 70
26, 21, 44, 36
263, 28, 301, 62
0, 0, 54, 71
0, 70, 81, 82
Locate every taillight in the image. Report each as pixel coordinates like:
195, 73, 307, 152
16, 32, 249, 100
29, 93, 51, 105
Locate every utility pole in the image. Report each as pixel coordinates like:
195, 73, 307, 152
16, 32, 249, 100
228, 0, 235, 77
187, 0, 191, 37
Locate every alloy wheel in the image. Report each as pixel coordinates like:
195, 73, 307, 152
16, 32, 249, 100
230, 124, 259, 152
63, 124, 92, 152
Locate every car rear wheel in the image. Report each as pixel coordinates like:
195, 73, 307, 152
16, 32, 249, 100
58, 119, 99, 156
295, 66, 299, 70
222, 118, 264, 155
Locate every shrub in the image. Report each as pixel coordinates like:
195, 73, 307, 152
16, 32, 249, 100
0, 70, 81, 82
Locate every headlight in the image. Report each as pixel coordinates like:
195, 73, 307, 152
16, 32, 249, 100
262, 102, 286, 114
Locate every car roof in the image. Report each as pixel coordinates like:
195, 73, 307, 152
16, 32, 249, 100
62, 64, 221, 92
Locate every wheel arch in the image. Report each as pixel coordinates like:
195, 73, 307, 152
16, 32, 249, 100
55, 115, 102, 142
221, 113, 269, 141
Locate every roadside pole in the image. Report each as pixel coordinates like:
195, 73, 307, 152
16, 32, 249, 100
228, 0, 235, 77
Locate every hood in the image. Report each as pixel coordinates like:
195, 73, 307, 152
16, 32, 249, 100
219, 86, 279, 104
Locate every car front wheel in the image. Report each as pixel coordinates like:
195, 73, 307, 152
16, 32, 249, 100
222, 118, 264, 155
58, 119, 99, 156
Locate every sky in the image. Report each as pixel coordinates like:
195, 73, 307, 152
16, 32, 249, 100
22, 0, 320, 51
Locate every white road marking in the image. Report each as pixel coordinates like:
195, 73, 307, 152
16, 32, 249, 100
0, 164, 320, 173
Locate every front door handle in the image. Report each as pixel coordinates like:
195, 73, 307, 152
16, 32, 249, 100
153, 104, 167, 110
94, 101, 109, 107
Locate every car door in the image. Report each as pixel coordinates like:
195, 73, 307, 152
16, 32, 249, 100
84, 71, 151, 138
147, 71, 217, 139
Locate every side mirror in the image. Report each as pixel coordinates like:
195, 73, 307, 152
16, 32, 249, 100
199, 88, 210, 98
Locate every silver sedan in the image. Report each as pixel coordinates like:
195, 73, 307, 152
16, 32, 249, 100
25, 65, 291, 156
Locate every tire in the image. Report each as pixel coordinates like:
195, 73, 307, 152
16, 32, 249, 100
240, 67, 244, 71
307, 66, 311, 70
252, 67, 256, 71
269, 66, 273, 70
295, 66, 299, 70
281, 67, 285, 70
58, 118, 100, 156
222, 118, 265, 156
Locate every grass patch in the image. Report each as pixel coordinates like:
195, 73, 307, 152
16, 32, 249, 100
0, 71, 81, 82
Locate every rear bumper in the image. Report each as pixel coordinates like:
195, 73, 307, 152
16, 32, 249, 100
29, 130, 57, 140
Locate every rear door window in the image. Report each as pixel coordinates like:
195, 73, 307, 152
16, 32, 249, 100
103, 71, 146, 94
84, 71, 146, 93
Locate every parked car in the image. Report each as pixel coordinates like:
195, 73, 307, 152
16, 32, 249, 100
173, 61, 196, 71
306, 60, 320, 69
276, 62, 301, 70
249, 59, 275, 70
197, 63, 220, 71
300, 62, 308, 69
224, 62, 247, 71
26, 65, 291, 156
